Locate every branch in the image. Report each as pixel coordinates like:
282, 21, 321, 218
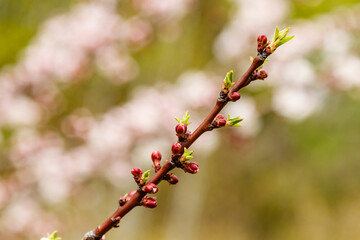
81, 27, 293, 240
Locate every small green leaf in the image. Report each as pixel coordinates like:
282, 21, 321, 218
273, 26, 279, 42
278, 35, 294, 46
141, 170, 150, 183
45, 231, 61, 240
180, 148, 194, 162
250, 56, 254, 62
278, 27, 290, 39
181, 111, 191, 125
223, 70, 235, 89
175, 117, 181, 124
226, 115, 243, 127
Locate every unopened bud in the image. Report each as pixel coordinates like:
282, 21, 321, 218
175, 123, 187, 136
258, 69, 268, 79
265, 45, 272, 55
212, 114, 227, 128
228, 92, 241, 102
142, 183, 158, 193
169, 175, 179, 184
143, 197, 157, 208
165, 173, 179, 185
131, 167, 142, 177
183, 162, 199, 174
171, 142, 182, 155
257, 35, 267, 45
151, 151, 162, 162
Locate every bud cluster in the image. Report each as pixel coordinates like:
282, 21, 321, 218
250, 69, 268, 81
212, 114, 243, 128
257, 27, 294, 57
131, 167, 150, 186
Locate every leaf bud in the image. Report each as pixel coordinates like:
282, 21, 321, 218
228, 92, 241, 102
171, 142, 182, 155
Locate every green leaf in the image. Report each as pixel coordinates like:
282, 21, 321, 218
141, 170, 150, 183
175, 117, 181, 124
278, 35, 294, 46
278, 27, 290, 39
181, 111, 190, 125
45, 231, 61, 240
180, 147, 194, 162
273, 26, 279, 42
226, 115, 243, 127
250, 56, 254, 62
223, 70, 234, 89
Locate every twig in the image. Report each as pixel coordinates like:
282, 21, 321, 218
81, 27, 293, 240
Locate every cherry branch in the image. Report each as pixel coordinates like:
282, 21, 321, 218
81, 27, 293, 240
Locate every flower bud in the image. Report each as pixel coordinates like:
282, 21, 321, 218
142, 183, 158, 193
167, 173, 179, 184
143, 197, 157, 208
183, 162, 199, 174
265, 45, 272, 55
151, 151, 162, 171
171, 142, 182, 155
175, 123, 187, 136
131, 167, 142, 177
212, 114, 227, 128
228, 92, 241, 102
257, 35, 267, 45
151, 151, 162, 162
258, 69, 268, 79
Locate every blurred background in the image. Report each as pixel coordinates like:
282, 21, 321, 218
1, 0, 360, 239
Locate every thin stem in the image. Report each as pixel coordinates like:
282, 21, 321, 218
84, 55, 265, 240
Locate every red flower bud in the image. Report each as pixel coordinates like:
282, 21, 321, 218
257, 35, 267, 45
131, 167, 142, 177
175, 123, 187, 136
165, 173, 179, 185
228, 92, 241, 102
258, 69, 268, 79
142, 183, 158, 193
151, 151, 162, 162
183, 162, 199, 174
212, 115, 227, 128
171, 142, 182, 155
143, 197, 157, 208
215, 114, 225, 120
265, 45, 272, 54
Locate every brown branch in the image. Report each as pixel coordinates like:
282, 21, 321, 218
82, 55, 265, 240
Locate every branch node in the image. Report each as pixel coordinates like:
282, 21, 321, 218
82, 230, 103, 240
